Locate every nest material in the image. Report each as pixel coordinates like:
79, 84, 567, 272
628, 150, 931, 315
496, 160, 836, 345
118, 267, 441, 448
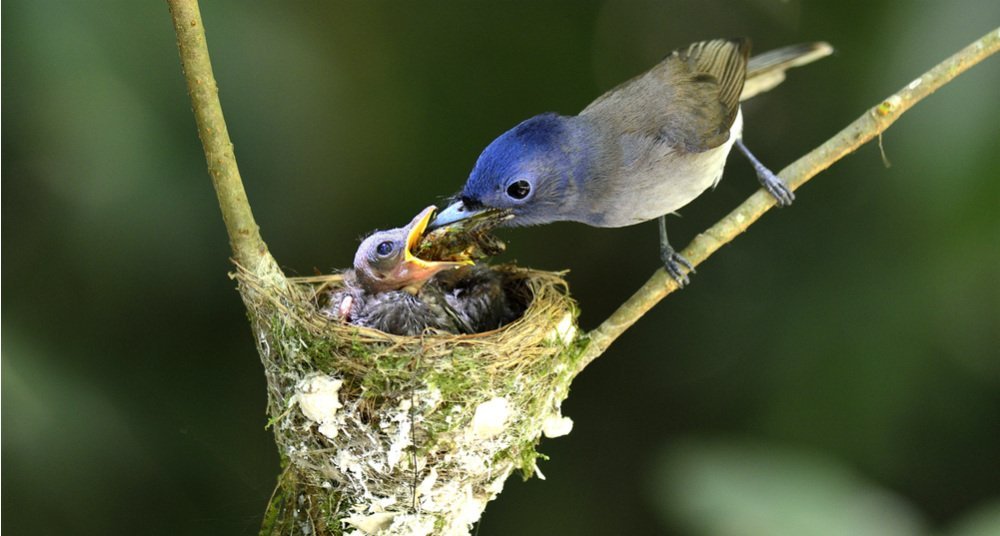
237, 264, 585, 536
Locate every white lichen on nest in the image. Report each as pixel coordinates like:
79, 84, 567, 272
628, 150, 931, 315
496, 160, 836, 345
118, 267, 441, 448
469, 397, 511, 439
239, 265, 586, 535
293, 374, 345, 439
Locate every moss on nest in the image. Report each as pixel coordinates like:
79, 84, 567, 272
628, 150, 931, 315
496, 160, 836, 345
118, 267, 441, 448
235, 264, 586, 536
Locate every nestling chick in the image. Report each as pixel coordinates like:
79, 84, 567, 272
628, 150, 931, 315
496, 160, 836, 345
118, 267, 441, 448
326, 206, 519, 336
351, 206, 469, 294
437, 265, 518, 333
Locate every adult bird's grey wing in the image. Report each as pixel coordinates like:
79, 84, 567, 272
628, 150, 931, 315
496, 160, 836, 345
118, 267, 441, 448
579, 38, 751, 153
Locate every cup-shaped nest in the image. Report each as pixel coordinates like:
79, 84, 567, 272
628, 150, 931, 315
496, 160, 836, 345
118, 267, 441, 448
236, 264, 584, 536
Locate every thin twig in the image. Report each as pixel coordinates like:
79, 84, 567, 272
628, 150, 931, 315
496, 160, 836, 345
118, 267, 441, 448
578, 27, 1000, 372
167, 0, 282, 281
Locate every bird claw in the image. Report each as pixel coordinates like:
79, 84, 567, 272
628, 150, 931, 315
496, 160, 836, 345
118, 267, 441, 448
759, 171, 796, 207
661, 248, 694, 287
735, 139, 796, 207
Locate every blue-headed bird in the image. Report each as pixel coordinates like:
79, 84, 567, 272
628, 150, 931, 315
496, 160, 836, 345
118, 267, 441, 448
431, 39, 832, 285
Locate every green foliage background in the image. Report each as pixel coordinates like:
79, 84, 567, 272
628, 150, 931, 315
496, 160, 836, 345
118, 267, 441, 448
3, 1, 998, 534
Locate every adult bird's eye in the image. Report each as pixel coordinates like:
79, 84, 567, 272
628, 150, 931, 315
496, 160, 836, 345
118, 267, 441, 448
375, 241, 394, 256
506, 180, 531, 200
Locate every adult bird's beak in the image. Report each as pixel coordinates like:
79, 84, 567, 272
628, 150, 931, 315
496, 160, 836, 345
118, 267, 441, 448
427, 199, 485, 230
393, 206, 472, 289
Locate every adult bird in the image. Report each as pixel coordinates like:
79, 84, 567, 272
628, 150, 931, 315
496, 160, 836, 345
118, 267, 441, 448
430, 38, 832, 285
327, 207, 517, 335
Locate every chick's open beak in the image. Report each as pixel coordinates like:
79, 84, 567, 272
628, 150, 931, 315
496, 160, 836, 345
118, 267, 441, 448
392, 206, 472, 287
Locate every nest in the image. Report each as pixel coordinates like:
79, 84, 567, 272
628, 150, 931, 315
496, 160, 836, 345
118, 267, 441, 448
236, 263, 585, 536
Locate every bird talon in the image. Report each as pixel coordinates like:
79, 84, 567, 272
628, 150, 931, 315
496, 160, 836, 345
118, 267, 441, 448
736, 139, 796, 207
763, 175, 795, 207
661, 250, 694, 287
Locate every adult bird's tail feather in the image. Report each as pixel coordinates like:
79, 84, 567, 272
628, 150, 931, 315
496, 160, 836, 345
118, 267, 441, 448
741, 42, 833, 101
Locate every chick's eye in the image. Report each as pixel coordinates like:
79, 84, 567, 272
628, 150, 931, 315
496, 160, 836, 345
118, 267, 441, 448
375, 241, 394, 256
506, 180, 531, 200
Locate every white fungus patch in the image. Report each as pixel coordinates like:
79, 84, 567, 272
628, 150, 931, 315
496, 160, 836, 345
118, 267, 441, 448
470, 397, 511, 438
452, 485, 488, 532
386, 399, 414, 469
416, 467, 438, 501
547, 312, 578, 344
336, 450, 364, 479
542, 414, 574, 438
293, 374, 344, 439
386, 433, 411, 469
344, 511, 396, 534
534, 464, 547, 481
389, 514, 436, 536
457, 452, 489, 474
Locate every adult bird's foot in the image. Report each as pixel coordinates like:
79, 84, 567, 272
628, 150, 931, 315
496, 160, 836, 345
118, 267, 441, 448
758, 167, 795, 206
735, 139, 795, 207
660, 247, 694, 287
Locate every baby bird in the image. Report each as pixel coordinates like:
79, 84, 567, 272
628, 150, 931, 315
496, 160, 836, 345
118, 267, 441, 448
327, 206, 468, 335
437, 264, 518, 333
430, 39, 832, 285
351, 206, 469, 295
327, 207, 517, 336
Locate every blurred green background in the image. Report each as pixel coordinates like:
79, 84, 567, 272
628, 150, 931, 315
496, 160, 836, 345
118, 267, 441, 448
4, 1, 999, 534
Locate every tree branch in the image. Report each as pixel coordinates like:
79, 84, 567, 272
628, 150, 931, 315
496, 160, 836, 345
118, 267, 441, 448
167, 0, 281, 280
578, 27, 1000, 372
166, 5, 998, 531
